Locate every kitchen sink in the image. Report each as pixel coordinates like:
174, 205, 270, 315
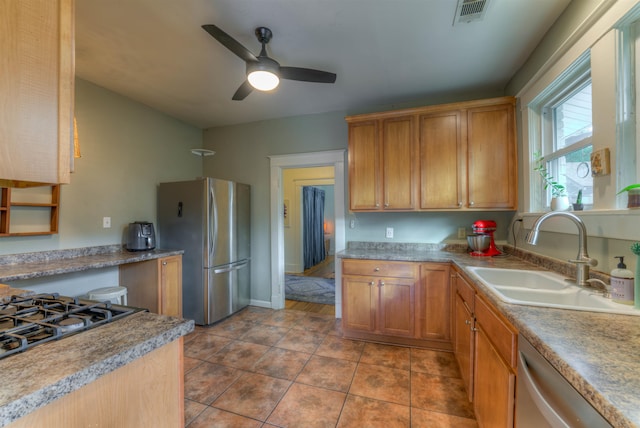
466, 267, 640, 316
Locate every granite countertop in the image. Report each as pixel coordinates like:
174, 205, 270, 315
0, 245, 184, 283
339, 242, 639, 428
0, 311, 194, 427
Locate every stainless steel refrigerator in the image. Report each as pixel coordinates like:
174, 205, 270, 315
157, 178, 250, 325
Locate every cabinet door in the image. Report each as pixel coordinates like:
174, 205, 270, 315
454, 291, 474, 402
377, 277, 415, 337
381, 116, 416, 210
0, 0, 74, 185
474, 327, 515, 428
466, 103, 517, 209
418, 111, 464, 209
416, 263, 451, 341
348, 121, 380, 210
342, 275, 376, 332
160, 256, 182, 318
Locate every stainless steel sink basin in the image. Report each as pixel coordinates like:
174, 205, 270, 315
466, 267, 640, 316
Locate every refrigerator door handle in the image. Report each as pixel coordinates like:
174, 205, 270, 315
210, 183, 218, 260
213, 260, 249, 274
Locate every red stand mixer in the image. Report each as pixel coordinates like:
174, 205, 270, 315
469, 220, 502, 257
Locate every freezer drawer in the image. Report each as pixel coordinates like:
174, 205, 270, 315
205, 259, 250, 324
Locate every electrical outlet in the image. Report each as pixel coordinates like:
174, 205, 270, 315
385, 227, 394, 239
350, 219, 356, 229
103, 217, 111, 228
458, 227, 466, 239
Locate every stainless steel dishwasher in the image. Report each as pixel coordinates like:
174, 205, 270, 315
517, 335, 612, 427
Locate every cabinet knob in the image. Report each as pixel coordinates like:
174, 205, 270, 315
374, 267, 380, 272
369, 281, 375, 286
384, 203, 389, 207
465, 319, 471, 325
458, 202, 463, 207
375, 203, 380, 208
380, 281, 385, 286
162, 261, 167, 266
469, 201, 475, 206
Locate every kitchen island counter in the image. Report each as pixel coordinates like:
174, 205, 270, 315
0, 311, 194, 427
0, 245, 183, 283
339, 242, 639, 428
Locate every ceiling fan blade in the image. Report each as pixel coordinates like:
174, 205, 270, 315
232, 81, 253, 101
202, 24, 258, 63
280, 67, 336, 84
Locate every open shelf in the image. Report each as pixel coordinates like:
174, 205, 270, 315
0, 185, 60, 236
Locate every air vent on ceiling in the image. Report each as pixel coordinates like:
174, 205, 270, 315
453, 0, 490, 26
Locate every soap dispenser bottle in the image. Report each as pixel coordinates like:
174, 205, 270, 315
611, 256, 634, 305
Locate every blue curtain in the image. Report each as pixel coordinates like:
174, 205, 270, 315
303, 186, 325, 269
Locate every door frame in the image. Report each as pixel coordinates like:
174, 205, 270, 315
269, 150, 346, 317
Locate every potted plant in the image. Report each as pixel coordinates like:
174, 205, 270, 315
573, 189, 584, 211
534, 152, 569, 211
617, 183, 640, 208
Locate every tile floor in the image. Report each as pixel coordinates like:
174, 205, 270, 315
183, 306, 478, 427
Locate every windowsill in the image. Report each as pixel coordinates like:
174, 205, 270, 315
520, 209, 640, 240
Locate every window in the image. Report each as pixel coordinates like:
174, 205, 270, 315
530, 56, 593, 211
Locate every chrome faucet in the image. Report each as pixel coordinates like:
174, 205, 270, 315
526, 211, 597, 287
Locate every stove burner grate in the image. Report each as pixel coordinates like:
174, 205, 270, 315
0, 293, 143, 359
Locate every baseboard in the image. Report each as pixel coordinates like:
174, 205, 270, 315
249, 299, 272, 309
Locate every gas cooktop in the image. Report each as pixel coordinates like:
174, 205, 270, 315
0, 293, 144, 359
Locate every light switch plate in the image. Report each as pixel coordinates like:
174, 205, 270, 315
385, 227, 394, 238
103, 217, 111, 228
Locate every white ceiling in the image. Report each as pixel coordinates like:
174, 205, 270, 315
75, 0, 571, 129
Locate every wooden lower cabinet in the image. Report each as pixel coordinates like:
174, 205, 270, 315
342, 259, 451, 349
7, 338, 184, 428
453, 272, 475, 402
474, 327, 516, 428
342, 260, 415, 338
120, 255, 183, 317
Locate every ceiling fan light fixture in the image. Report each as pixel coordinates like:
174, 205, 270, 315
248, 70, 280, 91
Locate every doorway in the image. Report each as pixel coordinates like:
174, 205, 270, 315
269, 150, 346, 317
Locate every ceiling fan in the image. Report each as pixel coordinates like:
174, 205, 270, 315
202, 24, 337, 100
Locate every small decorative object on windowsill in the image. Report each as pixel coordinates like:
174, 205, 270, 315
617, 184, 640, 208
572, 189, 583, 211
534, 152, 568, 211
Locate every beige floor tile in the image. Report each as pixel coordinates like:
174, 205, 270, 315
184, 362, 243, 405
410, 348, 461, 378
267, 382, 346, 427
212, 372, 291, 421
293, 313, 336, 333
274, 328, 325, 353
350, 362, 410, 405
315, 335, 364, 362
411, 371, 475, 419
184, 399, 207, 426
253, 347, 312, 380
184, 333, 232, 360
207, 340, 270, 370
360, 342, 411, 370
337, 395, 410, 428
239, 323, 290, 346
187, 406, 262, 428
263, 309, 307, 327
296, 355, 357, 392
410, 407, 478, 427
183, 356, 204, 374
205, 318, 256, 339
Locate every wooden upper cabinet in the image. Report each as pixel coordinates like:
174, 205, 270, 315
346, 96, 517, 211
0, 0, 75, 186
419, 111, 463, 209
380, 116, 416, 210
347, 116, 415, 211
348, 121, 380, 210
467, 103, 517, 209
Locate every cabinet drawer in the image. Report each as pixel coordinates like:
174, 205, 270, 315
455, 273, 475, 311
343, 259, 416, 278
475, 296, 517, 369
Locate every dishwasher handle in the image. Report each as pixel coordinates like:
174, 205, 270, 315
518, 351, 571, 428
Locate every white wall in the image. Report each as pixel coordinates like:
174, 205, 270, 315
1, 79, 203, 295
